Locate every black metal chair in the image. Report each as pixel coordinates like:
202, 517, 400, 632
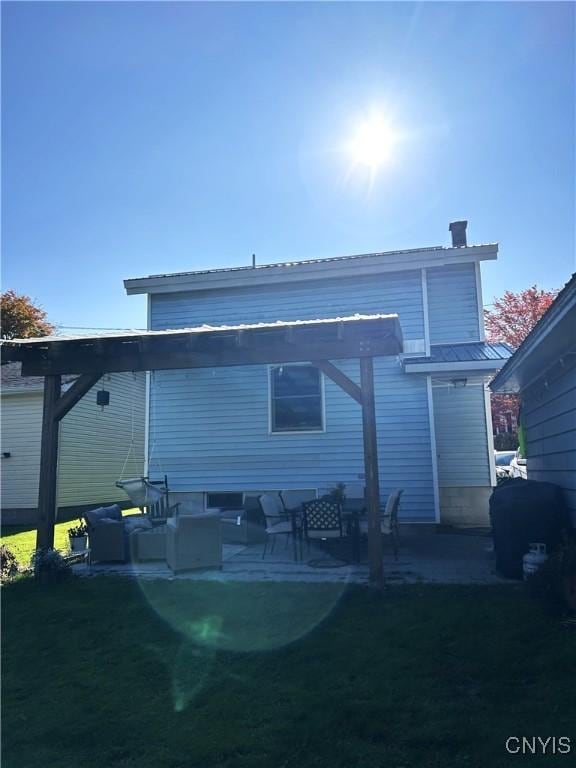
302, 499, 348, 566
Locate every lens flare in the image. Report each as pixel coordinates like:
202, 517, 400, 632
347, 112, 400, 171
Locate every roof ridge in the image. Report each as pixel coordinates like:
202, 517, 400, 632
126, 243, 498, 283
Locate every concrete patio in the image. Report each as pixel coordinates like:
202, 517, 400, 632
75, 530, 507, 585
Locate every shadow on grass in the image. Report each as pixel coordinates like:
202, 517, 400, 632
2, 577, 576, 768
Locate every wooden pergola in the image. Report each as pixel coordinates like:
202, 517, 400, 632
1, 313, 403, 586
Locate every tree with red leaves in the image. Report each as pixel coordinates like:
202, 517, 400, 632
0, 290, 55, 340
484, 285, 558, 348
485, 285, 558, 447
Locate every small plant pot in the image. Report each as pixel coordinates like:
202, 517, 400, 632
69, 535, 88, 552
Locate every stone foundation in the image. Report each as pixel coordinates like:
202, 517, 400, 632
439, 486, 493, 527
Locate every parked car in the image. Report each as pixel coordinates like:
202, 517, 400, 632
509, 450, 527, 479
495, 451, 517, 481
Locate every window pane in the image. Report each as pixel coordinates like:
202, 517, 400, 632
272, 365, 321, 397
272, 396, 323, 431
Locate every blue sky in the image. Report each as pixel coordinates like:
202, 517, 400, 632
2, 1, 574, 331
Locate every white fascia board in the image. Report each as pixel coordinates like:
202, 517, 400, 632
124, 244, 499, 296
404, 359, 508, 374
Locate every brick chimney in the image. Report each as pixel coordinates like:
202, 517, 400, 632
449, 220, 468, 247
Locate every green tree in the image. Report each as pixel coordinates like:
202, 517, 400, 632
0, 290, 55, 339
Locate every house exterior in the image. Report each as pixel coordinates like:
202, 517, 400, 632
1, 363, 146, 524
125, 222, 512, 526
491, 273, 576, 524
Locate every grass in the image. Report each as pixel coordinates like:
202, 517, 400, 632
1, 509, 140, 566
2, 577, 575, 768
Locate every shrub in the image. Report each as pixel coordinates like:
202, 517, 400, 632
30, 548, 71, 583
0, 545, 19, 582
493, 433, 519, 451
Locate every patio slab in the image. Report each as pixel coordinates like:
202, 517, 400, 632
74, 531, 508, 585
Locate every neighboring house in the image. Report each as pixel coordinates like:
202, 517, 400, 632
124, 221, 512, 527
1, 363, 146, 524
491, 273, 576, 524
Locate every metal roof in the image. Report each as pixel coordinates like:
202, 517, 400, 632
1, 314, 398, 346
126, 243, 498, 282
1, 313, 403, 377
408, 342, 514, 366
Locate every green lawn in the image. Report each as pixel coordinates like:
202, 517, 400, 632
2, 578, 575, 768
1, 510, 140, 566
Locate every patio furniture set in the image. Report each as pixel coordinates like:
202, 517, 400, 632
82, 478, 403, 572
259, 488, 403, 564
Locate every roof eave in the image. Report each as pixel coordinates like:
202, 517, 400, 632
491, 283, 576, 393
404, 359, 508, 374
124, 244, 499, 296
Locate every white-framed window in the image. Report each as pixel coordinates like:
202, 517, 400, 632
269, 364, 324, 433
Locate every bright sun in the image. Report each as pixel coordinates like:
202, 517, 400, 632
347, 113, 399, 171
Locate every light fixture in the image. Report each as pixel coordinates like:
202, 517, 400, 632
451, 378, 468, 388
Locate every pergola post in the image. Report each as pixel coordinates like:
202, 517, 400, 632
36, 373, 103, 551
37, 375, 61, 550
360, 357, 384, 587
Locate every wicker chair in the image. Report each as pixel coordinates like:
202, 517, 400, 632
360, 489, 403, 559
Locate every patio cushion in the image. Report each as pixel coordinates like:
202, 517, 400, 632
124, 516, 153, 535
85, 504, 122, 527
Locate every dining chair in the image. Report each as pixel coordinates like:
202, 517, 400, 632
302, 498, 349, 565
360, 488, 403, 559
258, 493, 296, 559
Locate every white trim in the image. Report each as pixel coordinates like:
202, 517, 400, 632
475, 261, 486, 341
144, 295, 151, 476
483, 380, 497, 486
426, 376, 441, 523
404, 360, 508, 374
124, 245, 499, 296
267, 363, 326, 435
421, 268, 431, 355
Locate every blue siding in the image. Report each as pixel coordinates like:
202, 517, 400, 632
148, 271, 436, 521
148, 358, 435, 521
432, 379, 492, 487
150, 269, 425, 340
524, 364, 576, 522
427, 263, 481, 344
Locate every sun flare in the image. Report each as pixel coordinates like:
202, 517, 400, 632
347, 113, 399, 171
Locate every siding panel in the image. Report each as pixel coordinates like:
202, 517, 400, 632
428, 263, 480, 344
151, 270, 425, 340
148, 358, 436, 521
58, 372, 146, 507
432, 381, 491, 487
525, 364, 576, 521
0, 393, 43, 509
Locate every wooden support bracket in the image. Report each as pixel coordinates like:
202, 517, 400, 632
311, 360, 362, 405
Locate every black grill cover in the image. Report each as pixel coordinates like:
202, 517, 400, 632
489, 479, 571, 579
